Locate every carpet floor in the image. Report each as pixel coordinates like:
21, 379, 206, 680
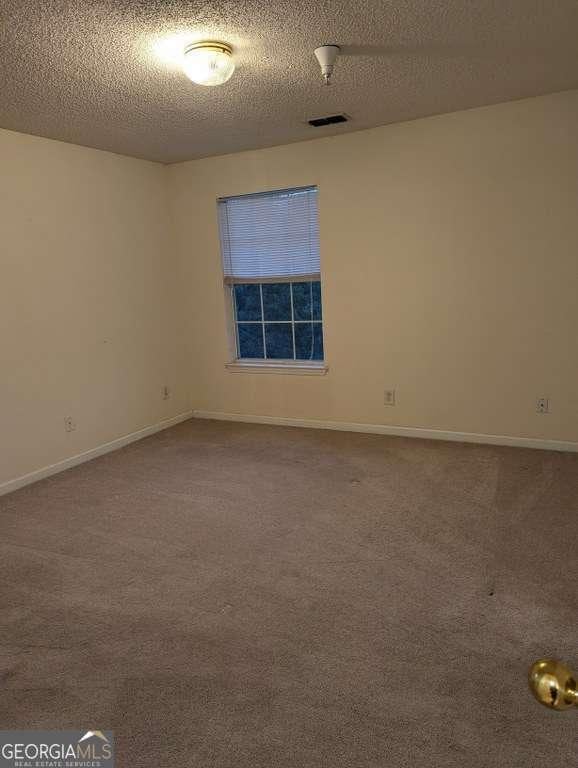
0, 419, 576, 767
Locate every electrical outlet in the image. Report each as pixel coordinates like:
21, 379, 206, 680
536, 397, 550, 414
64, 416, 76, 433
162, 385, 171, 401
384, 389, 396, 406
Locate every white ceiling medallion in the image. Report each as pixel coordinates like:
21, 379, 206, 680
183, 41, 235, 86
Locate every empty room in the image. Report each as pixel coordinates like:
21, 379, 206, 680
1, 2, 577, 766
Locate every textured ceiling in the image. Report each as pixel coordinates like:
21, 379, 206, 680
1, 1, 578, 163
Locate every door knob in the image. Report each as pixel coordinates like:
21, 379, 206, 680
529, 659, 577, 710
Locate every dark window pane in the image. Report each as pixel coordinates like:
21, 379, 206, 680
292, 282, 312, 321
237, 323, 264, 358
295, 322, 324, 361
265, 323, 294, 359
262, 283, 291, 321
312, 281, 322, 321
292, 281, 323, 321
234, 284, 262, 321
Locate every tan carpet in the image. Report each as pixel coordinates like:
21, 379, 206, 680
0, 419, 576, 767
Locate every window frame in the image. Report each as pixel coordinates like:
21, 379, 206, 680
218, 186, 327, 375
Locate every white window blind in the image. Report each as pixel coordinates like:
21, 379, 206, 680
218, 186, 320, 282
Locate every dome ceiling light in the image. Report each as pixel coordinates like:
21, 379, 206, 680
183, 41, 235, 86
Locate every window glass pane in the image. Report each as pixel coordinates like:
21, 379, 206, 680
237, 323, 264, 358
292, 281, 322, 321
311, 280, 322, 321
234, 284, 262, 321
262, 283, 291, 321
295, 322, 324, 361
292, 282, 312, 321
265, 323, 294, 359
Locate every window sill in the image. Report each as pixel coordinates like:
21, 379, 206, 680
225, 360, 328, 376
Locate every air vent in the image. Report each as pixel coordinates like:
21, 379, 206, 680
308, 114, 349, 127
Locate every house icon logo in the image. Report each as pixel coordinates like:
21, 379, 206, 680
78, 731, 110, 744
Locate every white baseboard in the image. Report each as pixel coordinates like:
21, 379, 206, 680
0, 411, 194, 498
193, 410, 578, 453
3, 408, 574, 498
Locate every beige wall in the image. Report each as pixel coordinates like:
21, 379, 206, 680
169, 90, 578, 443
2, 90, 577, 489
0, 129, 191, 486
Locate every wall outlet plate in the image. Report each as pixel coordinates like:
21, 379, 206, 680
536, 397, 550, 414
384, 389, 396, 406
64, 416, 76, 432
162, 385, 171, 400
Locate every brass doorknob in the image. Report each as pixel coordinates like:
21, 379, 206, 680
528, 659, 578, 710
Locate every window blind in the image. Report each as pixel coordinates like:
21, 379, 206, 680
218, 186, 320, 282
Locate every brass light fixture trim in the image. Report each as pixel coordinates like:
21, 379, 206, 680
529, 659, 578, 711
184, 40, 233, 57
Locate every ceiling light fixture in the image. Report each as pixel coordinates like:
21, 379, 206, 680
183, 41, 235, 86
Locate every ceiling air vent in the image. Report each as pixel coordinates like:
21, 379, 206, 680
308, 114, 349, 127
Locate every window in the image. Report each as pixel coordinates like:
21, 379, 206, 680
218, 186, 324, 367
